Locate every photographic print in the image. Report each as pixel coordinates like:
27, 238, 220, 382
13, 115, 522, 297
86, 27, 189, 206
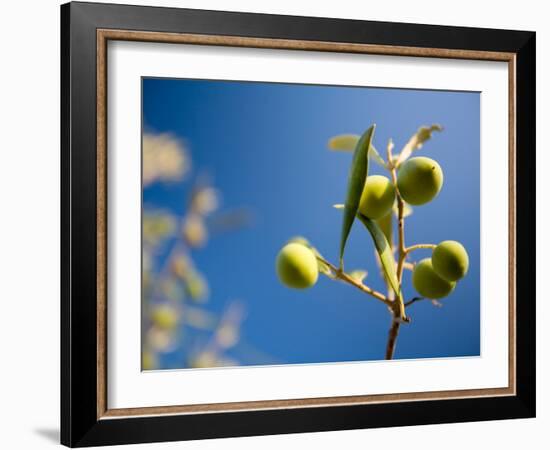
62, 5, 535, 444
141, 78, 480, 370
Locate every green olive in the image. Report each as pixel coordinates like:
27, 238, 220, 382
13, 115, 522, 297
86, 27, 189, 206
412, 258, 456, 299
358, 175, 396, 219
397, 157, 443, 205
276, 243, 319, 289
432, 240, 469, 282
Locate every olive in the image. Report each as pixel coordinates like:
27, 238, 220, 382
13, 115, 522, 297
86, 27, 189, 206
412, 258, 456, 299
432, 240, 469, 281
358, 175, 396, 219
276, 243, 319, 289
397, 157, 443, 205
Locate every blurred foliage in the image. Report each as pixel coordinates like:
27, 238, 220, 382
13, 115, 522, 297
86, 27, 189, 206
143, 133, 190, 186
142, 132, 268, 370
394, 124, 443, 166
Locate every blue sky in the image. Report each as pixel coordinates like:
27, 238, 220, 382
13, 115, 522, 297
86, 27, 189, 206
143, 77, 480, 367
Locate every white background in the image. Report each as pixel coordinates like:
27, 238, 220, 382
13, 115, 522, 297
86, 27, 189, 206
0, 0, 546, 449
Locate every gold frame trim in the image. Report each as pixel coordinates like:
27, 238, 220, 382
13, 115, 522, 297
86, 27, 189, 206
96, 29, 517, 420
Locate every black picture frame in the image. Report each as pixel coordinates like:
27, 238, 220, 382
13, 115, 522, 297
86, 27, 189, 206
61, 1, 535, 447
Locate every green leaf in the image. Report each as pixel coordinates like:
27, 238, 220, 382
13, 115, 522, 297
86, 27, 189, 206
374, 212, 394, 292
328, 134, 386, 168
311, 248, 332, 276
386, 138, 395, 158
368, 145, 387, 168
317, 260, 333, 276
395, 124, 443, 166
349, 270, 368, 283
338, 125, 375, 268
328, 134, 360, 151
376, 211, 393, 249
358, 214, 401, 298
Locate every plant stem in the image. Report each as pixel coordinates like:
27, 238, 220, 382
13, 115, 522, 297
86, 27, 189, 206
404, 297, 425, 307
315, 255, 391, 306
386, 148, 408, 357
404, 297, 442, 308
395, 198, 406, 283
405, 243, 436, 255
389, 165, 407, 321
317, 252, 403, 358
385, 317, 401, 360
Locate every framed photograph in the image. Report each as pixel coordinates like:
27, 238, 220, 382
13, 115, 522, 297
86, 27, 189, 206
61, 1, 536, 447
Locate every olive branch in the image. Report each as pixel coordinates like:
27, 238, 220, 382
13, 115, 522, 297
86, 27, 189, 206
277, 124, 469, 360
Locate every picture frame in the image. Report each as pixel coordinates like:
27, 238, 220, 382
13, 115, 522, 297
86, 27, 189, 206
60, 1, 536, 447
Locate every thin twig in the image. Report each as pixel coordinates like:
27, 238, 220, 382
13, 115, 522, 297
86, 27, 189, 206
390, 165, 407, 322
404, 297, 424, 307
404, 243, 436, 255
385, 318, 400, 359
389, 166, 406, 282
384, 147, 408, 355
315, 255, 391, 306
405, 297, 443, 308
